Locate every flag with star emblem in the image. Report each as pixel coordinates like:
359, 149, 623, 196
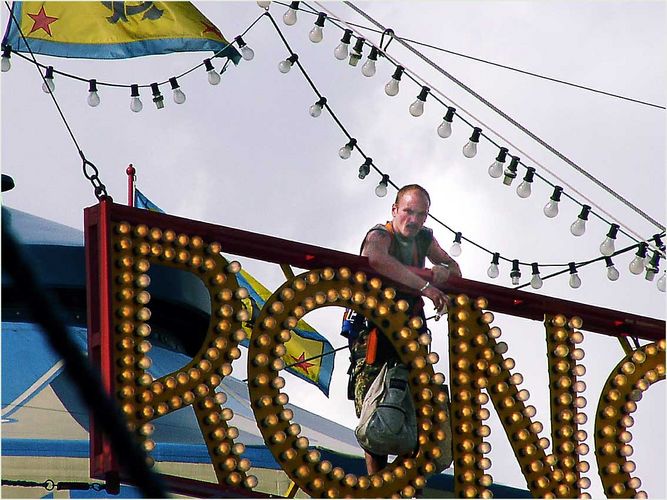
2, 1, 240, 61
236, 270, 335, 397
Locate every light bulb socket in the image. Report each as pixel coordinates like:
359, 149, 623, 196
368, 46, 380, 61
491, 252, 500, 265
606, 224, 619, 239
577, 205, 591, 221
234, 35, 247, 48
652, 233, 664, 250
635, 242, 648, 258
531, 262, 540, 275
346, 138, 357, 149
648, 251, 660, 269
151, 82, 164, 108
510, 259, 521, 279
352, 37, 365, 54
453, 232, 462, 244
550, 186, 563, 202
568, 262, 578, 274
417, 86, 430, 102
379, 174, 389, 186
45, 66, 54, 79
444, 106, 456, 122
1, 45, 10, 58
287, 53, 299, 64
130, 84, 140, 97
358, 158, 372, 179
314, 12, 327, 27
495, 147, 508, 163
604, 256, 614, 267
289, 1, 300, 8
204, 58, 215, 72
88, 79, 98, 92
469, 127, 482, 143
340, 29, 353, 44
169, 77, 180, 90
522, 167, 535, 182
315, 96, 327, 107
391, 65, 404, 80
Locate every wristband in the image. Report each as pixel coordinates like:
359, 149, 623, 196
419, 281, 430, 293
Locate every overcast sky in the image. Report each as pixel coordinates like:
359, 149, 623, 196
1, 1, 665, 497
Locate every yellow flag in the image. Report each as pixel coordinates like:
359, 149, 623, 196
3, 2, 240, 60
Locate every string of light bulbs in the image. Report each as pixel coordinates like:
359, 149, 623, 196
269, 0, 665, 111
0, 8, 265, 112
261, 3, 666, 292
299, 0, 663, 254
273, 0, 665, 266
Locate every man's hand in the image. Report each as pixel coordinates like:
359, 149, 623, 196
422, 284, 448, 313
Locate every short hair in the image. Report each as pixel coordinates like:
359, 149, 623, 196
394, 184, 431, 205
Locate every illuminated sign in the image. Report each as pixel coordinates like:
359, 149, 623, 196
85, 201, 665, 498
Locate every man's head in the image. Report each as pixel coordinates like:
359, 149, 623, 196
391, 184, 431, 238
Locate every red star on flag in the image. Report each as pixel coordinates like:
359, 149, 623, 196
27, 5, 58, 36
289, 352, 315, 375
201, 21, 222, 39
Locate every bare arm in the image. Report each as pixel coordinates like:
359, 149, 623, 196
362, 230, 448, 311
428, 236, 462, 285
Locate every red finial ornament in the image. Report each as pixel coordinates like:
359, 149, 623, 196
126, 164, 136, 207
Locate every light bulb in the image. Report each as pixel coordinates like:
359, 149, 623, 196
309, 97, 326, 117
338, 139, 356, 159
1, 54, 10, 72
510, 260, 521, 285
240, 45, 255, 61
570, 205, 591, 236
361, 58, 376, 77
600, 224, 619, 256
437, 107, 456, 138
503, 156, 519, 185
375, 175, 389, 197
487, 253, 500, 278
462, 127, 482, 158
488, 147, 508, 178
409, 100, 424, 117
516, 167, 535, 198
283, 2, 298, 24
309, 23, 324, 43
543, 186, 562, 218
204, 59, 221, 85
235, 36, 254, 61
385, 66, 403, 96
129, 84, 142, 113
409, 86, 429, 117
605, 257, 619, 281
437, 120, 452, 138
530, 263, 542, 289
42, 66, 55, 93
629, 256, 645, 274
607, 265, 620, 281
657, 272, 666, 292
168, 77, 186, 104
516, 181, 531, 198
257, 1, 271, 8
130, 96, 143, 113
172, 88, 186, 104
449, 232, 462, 257
278, 54, 297, 74
87, 79, 100, 107
568, 263, 581, 288
334, 42, 348, 60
